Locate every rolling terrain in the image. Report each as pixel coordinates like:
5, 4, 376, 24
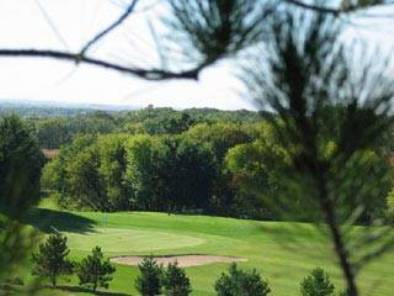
23, 199, 394, 295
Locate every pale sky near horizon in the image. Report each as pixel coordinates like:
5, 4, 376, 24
0, 0, 393, 111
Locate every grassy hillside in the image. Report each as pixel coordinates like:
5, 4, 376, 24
22, 201, 394, 296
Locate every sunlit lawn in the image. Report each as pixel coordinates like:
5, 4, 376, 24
20, 200, 394, 296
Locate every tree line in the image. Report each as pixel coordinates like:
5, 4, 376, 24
41, 122, 256, 216
25, 107, 262, 149
41, 114, 394, 224
1, 112, 393, 224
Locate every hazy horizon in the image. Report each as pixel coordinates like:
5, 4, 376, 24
0, 1, 393, 111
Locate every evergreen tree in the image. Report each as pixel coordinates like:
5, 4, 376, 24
162, 261, 192, 296
0, 115, 44, 216
31, 232, 73, 287
135, 256, 163, 296
76, 246, 115, 292
215, 263, 271, 296
300, 268, 335, 296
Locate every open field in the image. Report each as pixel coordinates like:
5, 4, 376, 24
22, 201, 394, 295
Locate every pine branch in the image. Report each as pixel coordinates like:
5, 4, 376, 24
80, 0, 140, 55
0, 49, 202, 80
284, 0, 341, 15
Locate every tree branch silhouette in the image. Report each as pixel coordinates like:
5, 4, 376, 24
285, 0, 340, 15
242, 10, 394, 296
80, 0, 140, 56
0, 49, 202, 80
285, 0, 394, 16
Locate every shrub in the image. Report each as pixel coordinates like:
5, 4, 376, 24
135, 256, 163, 296
31, 232, 73, 287
214, 263, 271, 296
300, 268, 335, 296
162, 261, 192, 296
76, 246, 115, 292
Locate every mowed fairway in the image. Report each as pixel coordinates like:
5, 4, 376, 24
26, 204, 394, 296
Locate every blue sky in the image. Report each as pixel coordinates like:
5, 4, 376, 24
0, 0, 393, 110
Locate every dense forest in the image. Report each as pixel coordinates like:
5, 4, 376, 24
4, 105, 384, 224
25, 107, 262, 149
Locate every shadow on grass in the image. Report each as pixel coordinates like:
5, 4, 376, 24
47, 285, 130, 296
22, 208, 96, 234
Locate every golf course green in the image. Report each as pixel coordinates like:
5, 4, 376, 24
25, 200, 394, 296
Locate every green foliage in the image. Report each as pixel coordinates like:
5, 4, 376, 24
27, 107, 261, 149
3, 276, 24, 286
32, 111, 118, 149
300, 268, 335, 296
76, 246, 115, 292
41, 158, 63, 193
43, 127, 236, 214
224, 126, 290, 220
125, 135, 168, 211
165, 0, 268, 66
185, 122, 253, 161
0, 218, 38, 287
163, 136, 218, 212
214, 263, 271, 296
37, 110, 266, 216
142, 112, 195, 135
31, 232, 73, 287
97, 134, 129, 210
386, 188, 394, 222
337, 149, 392, 223
135, 256, 163, 296
0, 115, 44, 216
40, 111, 392, 223
241, 7, 394, 295
162, 262, 192, 296
67, 145, 107, 210
0, 115, 44, 285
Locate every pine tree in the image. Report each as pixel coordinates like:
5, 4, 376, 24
76, 246, 115, 292
162, 261, 192, 296
135, 256, 163, 296
300, 268, 335, 296
31, 232, 73, 287
215, 263, 271, 296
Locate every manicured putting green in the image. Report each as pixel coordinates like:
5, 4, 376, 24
66, 228, 206, 254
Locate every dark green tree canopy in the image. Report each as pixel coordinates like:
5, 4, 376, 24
162, 262, 192, 296
300, 268, 335, 296
135, 256, 163, 296
0, 115, 44, 216
76, 246, 116, 292
31, 232, 73, 287
215, 263, 271, 296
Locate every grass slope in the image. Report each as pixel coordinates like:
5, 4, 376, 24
24, 202, 394, 296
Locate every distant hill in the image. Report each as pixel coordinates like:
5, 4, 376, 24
0, 98, 140, 117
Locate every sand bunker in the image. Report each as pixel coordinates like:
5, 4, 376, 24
111, 255, 247, 267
